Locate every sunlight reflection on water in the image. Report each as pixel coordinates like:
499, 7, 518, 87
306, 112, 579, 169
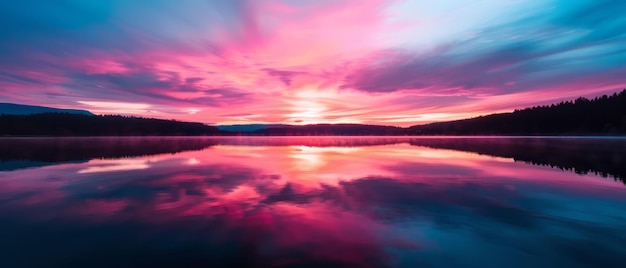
0, 137, 625, 267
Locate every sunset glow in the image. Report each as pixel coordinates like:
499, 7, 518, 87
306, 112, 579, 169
1, 0, 625, 126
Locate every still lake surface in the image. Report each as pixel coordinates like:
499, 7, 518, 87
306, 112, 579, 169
1, 137, 626, 267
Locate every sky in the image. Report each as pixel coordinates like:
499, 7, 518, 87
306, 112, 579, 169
0, 0, 625, 126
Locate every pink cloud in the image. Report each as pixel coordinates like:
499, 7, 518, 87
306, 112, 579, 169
0, 0, 625, 126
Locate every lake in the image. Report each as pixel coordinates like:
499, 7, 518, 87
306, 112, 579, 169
1, 137, 625, 267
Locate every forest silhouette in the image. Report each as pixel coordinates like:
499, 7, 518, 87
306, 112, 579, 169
1, 89, 625, 136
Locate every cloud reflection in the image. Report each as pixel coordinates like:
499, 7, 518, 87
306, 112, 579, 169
0, 137, 626, 267
78, 159, 151, 174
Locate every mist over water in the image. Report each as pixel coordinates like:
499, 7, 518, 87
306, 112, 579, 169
1, 137, 625, 267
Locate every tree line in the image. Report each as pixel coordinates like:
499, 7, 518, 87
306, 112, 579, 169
407, 89, 626, 135
1, 89, 625, 136
0, 113, 225, 136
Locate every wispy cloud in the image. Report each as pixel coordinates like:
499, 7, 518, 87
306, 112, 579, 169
0, 0, 624, 125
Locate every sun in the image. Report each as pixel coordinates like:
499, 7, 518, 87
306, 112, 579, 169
286, 100, 327, 124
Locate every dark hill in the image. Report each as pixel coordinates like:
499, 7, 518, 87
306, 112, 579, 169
0, 103, 93, 116
0, 113, 224, 136
408, 89, 626, 135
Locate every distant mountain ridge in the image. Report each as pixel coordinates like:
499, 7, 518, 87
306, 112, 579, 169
0, 103, 93, 116
217, 124, 291, 132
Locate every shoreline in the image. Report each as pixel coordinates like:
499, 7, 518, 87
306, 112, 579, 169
1, 135, 626, 139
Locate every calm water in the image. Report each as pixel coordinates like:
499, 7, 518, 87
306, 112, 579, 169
1, 137, 626, 268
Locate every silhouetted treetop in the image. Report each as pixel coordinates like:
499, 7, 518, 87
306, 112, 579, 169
0, 113, 225, 136
408, 89, 626, 135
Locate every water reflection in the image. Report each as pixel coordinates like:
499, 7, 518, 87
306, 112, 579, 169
0, 137, 220, 171
0, 137, 625, 267
407, 137, 626, 183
